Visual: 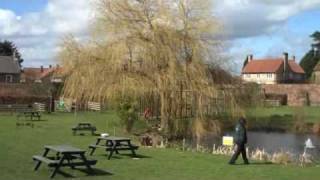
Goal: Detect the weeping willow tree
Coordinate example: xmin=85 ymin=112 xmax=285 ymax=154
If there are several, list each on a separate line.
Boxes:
xmin=59 ymin=0 xmax=240 ymax=137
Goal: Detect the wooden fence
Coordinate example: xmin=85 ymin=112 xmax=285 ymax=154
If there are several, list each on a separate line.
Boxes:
xmin=33 ymin=102 xmax=46 ymax=112
xmin=87 ymin=101 xmax=101 ymax=111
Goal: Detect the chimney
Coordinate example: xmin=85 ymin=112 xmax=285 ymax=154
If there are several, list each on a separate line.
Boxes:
xmin=40 ymin=66 xmax=44 ymax=73
xmin=13 ymin=50 xmax=18 ymax=61
xmin=248 ymin=54 xmax=253 ymax=62
xmin=292 ymin=55 xmax=296 ymax=62
xmin=49 ymin=64 xmax=52 ymax=69
xmin=283 ymin=52 xmax=289 ymax=81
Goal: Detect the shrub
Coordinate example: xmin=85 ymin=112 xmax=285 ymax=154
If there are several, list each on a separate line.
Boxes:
xmin=312 ymin=122 xmax=320 ymax=135
xmin=292 ymin=108 xmax=308 ymax=133
xmin=116 ymin=97 xmax=139 ymax=133
xmin=271 ymin=151 xmax=293 ymax=165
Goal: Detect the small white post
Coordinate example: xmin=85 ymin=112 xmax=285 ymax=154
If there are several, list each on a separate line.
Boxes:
xmin=182 ymin=138 xmax=185 ymax=151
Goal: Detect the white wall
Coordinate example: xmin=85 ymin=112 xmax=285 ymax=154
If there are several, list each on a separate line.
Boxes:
xmin=242 ymin=73 xmax=278 ymax=84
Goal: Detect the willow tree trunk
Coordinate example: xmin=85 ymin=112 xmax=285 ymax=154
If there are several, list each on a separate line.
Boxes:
xmin=160 ymin=90 xmax=170 ymax=135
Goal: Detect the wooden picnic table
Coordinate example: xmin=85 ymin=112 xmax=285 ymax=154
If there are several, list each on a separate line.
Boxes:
xmin=89 ymin=136 xmax=139 ymax=159
xmin=17 ymin=110 xmax=41 ymax=121
xmin=72 ymin=122 xmax=97 ymax=135
xmin=33 ymin=145 xmax=97 ymax=178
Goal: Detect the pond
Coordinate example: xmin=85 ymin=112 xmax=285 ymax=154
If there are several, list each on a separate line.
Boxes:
xmin=196 ymin=131 xmax=320 ymax=155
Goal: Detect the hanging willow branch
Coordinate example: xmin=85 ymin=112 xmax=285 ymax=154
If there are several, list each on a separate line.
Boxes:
xmin=59 ymin=0 xmax=239 ymax=136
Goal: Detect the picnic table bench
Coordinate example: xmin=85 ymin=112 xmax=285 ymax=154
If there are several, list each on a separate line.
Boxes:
xmin=17 ymin=110 xmax=41 ymax=121
xmin=72 ymin=122 xmax=97 ymax=135
xmin=32 ymin=145 xmax=97 ymax=178
xmin=89 ymin=136 xmax=139 ymax=159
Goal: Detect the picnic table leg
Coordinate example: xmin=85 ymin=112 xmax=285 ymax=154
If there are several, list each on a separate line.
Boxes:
xmin=79 ymin=153 xmax=93 ymax=172
xmin=89 ymin=147 xmax=96 ymax=155
xmin=128 ymin=141 xmax=137 ymax=156
xmin=50 ymin=156 xmax=65 ymax=178
xmin=90 ymin=139 xmax=101 ymax=155
xmin=108 ymin=141 xmax=117 ymax=160
xmin=34 ymin=148 xmax=50 ymax=171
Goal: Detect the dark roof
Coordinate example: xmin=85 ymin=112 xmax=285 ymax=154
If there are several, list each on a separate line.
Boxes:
xmin=242 ymin=58 xmax=305 ymax=74
xmin=0 ymin=56 xmax=21 ymax=74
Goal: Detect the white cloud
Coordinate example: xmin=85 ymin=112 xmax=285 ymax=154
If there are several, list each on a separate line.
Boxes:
xmin=216 ymin=0 xmax=320 ymax=38
xmin=0 ymin=9 xmax=21 ymax=36
xmin=0 ymin=0 xmax=319 ymax=69
xmin=0 ymin=0 xmax=96 ymax=67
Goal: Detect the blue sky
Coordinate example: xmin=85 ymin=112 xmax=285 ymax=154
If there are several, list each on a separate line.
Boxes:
xmin=0 ymin=0 xmax=47 ymax=15
xmin=0 ymin=0 xmax=319 ymax=74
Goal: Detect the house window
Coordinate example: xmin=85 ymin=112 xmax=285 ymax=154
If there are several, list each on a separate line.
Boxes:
xmin=5 ymin=75 xmax=13 ymax=83
xmin=267 ymin=74 xmax=273 ymax=78
xmin=257 ymin=74 xmax=260 ymax=78
xmin=246 ymin=74 xmax=251 ymax=78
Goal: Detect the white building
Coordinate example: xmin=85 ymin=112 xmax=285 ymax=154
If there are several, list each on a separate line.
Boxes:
xmin=242 ymin=53 xmax=305 ymax=84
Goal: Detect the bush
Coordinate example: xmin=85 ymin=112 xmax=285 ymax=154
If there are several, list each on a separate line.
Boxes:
xmin=312 ymin=122 xmax=320 ymax=135
xmin=271 ymin=151 xmax=293 ymax=165
xmin=292 ymin=108 xmax=308 ymax=133
xmin=116 ymin=97 xmax=139 ymax=133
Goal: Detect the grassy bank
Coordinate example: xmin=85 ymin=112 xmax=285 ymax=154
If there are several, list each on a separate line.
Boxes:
xmin=246 ymin=106 xmax=320 ymax=123
xmin=0 ymin=111 xmax=320 ymax=180
xmin=244 ymin=106 xmax=320 ymax=132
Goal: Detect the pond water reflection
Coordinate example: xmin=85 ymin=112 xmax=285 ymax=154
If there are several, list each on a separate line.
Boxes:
xmin=198 ymin=131 xmax=320 ymax=155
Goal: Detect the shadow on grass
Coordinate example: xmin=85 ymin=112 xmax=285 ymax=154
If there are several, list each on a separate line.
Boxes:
xmin=229 ymin=162 xmax=273 ymax=166
xmin=57 ymin=168 xmax=113 ymax=178
xmin=122 ymin=154 xmax=152 ymax=159
xmin=99 ymin=153 xmax=152 ymax=159
xmin=249 ymin=162 xmax=273 ymax=165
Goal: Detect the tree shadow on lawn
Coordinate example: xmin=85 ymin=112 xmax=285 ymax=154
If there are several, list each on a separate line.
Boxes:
xmin=249 ymin=162 xmax=273 ymax=165
xmin=56 ymin=168 xmax=113 ymax=178
xmin=99 ymin=153 xmax=152 ymax=159
xmin=229 ymin=162 xmax=273 ymax=166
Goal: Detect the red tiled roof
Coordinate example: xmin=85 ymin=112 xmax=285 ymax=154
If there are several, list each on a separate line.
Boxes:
xmin=288 ymin=61 xmax=305 ymax=74
xmin=242 ymin=58 xmax=305 ymax=74
xmin=21 ymin=67 xmax=55 ymax=80
xmin=242 ymin=59 xmax=283 ymax=73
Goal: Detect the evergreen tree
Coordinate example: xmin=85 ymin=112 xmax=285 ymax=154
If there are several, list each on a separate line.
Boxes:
xmin=300 ymin=50 xmax=320 ymax=79
xmin=300 ymin=31 xmax=320 ymax=79
xmin=0 ymin=40 xmax=24 ymax=66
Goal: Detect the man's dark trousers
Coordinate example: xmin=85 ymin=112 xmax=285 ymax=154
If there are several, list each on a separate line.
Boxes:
xmin=229 ymin=143 xmax=249 ymax=164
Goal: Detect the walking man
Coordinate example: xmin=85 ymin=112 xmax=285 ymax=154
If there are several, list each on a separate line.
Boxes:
xmin=229 ymin=117 xmax=249 ymax=165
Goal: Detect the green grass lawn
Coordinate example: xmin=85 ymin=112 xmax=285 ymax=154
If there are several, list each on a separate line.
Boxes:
xmin=0 ymin=111 xmax=320 ymax=180
xmin=246 ymin=106 xmax=320 ymax=123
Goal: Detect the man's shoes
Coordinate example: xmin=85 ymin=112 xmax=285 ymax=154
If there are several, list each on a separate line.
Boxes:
xmin=244 ymin=161 xmax=250 ymax=165
xmin=228 ymin=162 xmax=235 ymax=165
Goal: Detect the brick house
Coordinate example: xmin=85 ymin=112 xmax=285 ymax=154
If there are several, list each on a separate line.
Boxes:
xmin=20 ymin=65 xmax=64 ymax=83
xmin=242 ymin=53 xmax=305 ymax=84
xmin=0 ymin=56 xmax=21 ymax=83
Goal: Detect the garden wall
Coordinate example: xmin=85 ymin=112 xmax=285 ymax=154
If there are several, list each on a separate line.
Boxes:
xmin=0 ymin=83 xmax=51 ymax=111
xmin=261 ymin=84 xmax=320 ymax=106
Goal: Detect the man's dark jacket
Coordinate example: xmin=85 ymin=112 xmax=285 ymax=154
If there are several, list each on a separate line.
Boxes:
xmin=234 ymin=120 xmax=247 ymax=145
